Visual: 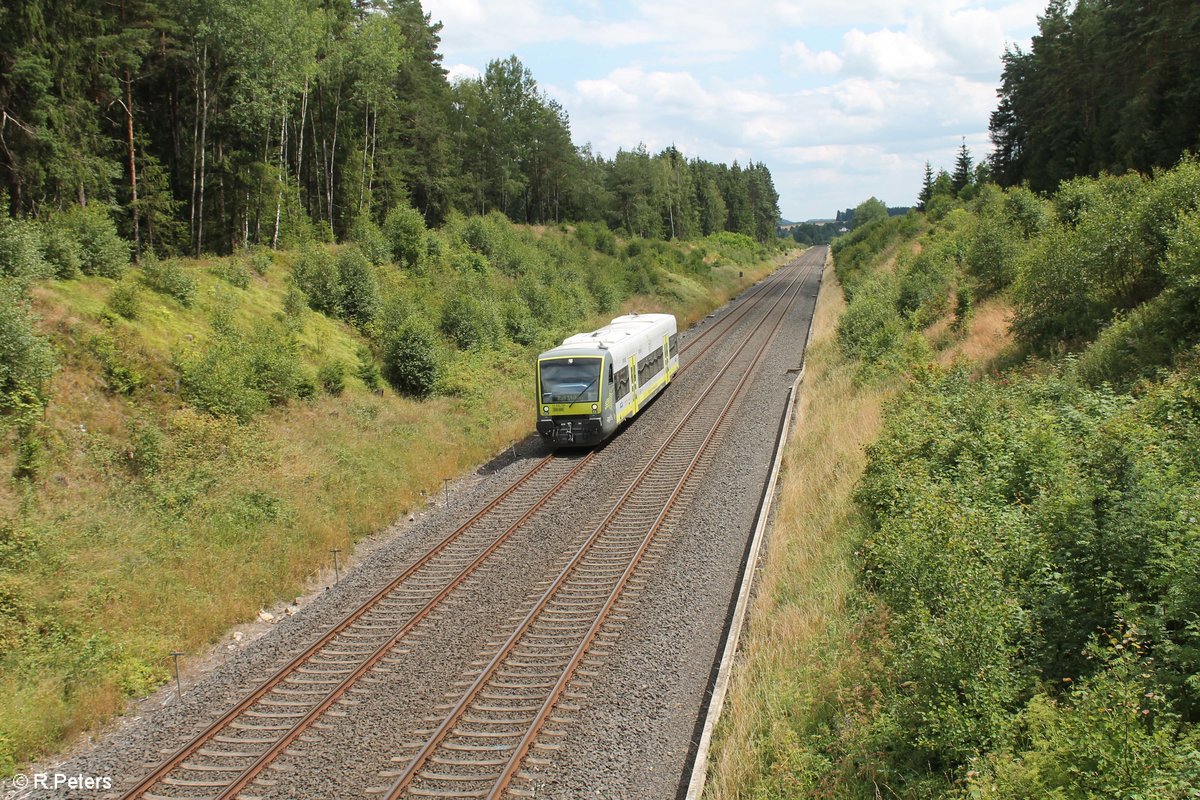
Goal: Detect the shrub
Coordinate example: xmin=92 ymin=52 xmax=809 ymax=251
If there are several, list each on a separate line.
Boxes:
xmin=106 ymin=279 xmax=140 ymax=320
xmin=0 ymin=217 xmax=50 ymax=282
xmin=176 ymin=319 xmax=301 ymax=420
xmin=837 ymin=272 xmax=907 ymax=367
xmin=244 ymin=323 xmax=301 ymax=405
xmin=439 ymin=289 xmax=502 ymax=350
xmin=59 ymin=205 xmax=129 ymax=278
xmin=176 ymin=336 xmax=268 ymax=423
xmin=382 ymin=322 xmax=441 ymax=397
xmin=1003 ymin=185 xmax=1049 ymax=239
xmin=347 ymin=215 xmax=391 ymax=266
xmin=383 ymin=203 xmax=427 ymax=269
xmin=292 ymin=246 xmax=341 ymax=316
xmin=89 ymin=332 xmax=143 ymax=395
xmin=281 ymin=277 xmax=308 ymax=323
xmin=896 ymin=251 xmax=951 ymax=328
xmin=0 ymin=281 xmax=56 ymax=428
xmin=210 ymin=259 xmax=252 ymax=289
xmin=246 ymin=246 xmax=273 ymax=275
xmin=966 ymin=214 xmax=1022 ymax=296
xmin=574 ymin=221 xmax=617 ymax=256
xmin=318 ymin=360 xmax=346 ymax=395
xmin=336 ymin=246 xmax=380 ymax=329
xmin=502 ymin=297 xmax=540 ymax=346
xmin=295 ymin=372 xmax=317 ymax=400
xmin=355 ymin=345 xmax=381 ymax=391
xmin=140 ymin=253 xmax=197 ymax=307
xmin=40 ymin=223 xmax=83 ymax=278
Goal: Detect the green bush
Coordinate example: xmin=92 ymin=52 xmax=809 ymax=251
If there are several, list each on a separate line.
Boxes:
xmin=573 ymin=221 xmax=617 ymax=256
xmin=59 ymin=205 xmax=129 ymax=278
xmin=89 ymin=332 xmax=142 ymax=395
xmin=966 ymin=213 xmax=1022 ymax=296
xmin=318 ymin=360 xmax=346 ymax=396
xmin=210 ymin=259 xmax=252 ymax=289
xmin=896 ymin=250 xmax=951 ymax=328
xmin=837 ymin=272 xmax=907 ymax=368
xmin=281 ymin=277 xmax=308 ymax=323
xmin=440 ymin=288 xmax=503 ymax=350
xmin=1003 ymin=185 xmax=1049 ymax=239
xmin=0 ymin=281 xmax=56 ymax=427
xmin=176 ymin=319 xmax=301 ymax=420
xmin=39 ymin=223 xmax=83 ymax=278
xmin=382 ymin=322 xmax=441 ymax=397
xmin=140 ymin=253 xmax=197 ymax=307
xmin=383 ymin=203 xmax=427 ymax=269
xmin=176 ymin=336 xmax=268 ymax=423
xmin=292 ymin=245 xmax=341 ymax=316
xmin=246 ymin=246 xmax=273 ymax=275
xmin=347 ymin=215 xmax=391 ymax=266
xmin=0 ymin=217 xmax=50 ymax=282
xmin=106 ymin=279 xmax=140 ymax=320
xmin=336 ymin=246 xmax=380 ymax=330
xmin=355 ymin=345 xmax=381 ymax=391
xmin=244 ymin=323 xmax=301 ymax=405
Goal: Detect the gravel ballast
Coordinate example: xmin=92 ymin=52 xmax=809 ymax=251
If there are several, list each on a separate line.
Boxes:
xmin=24 ymin=247 xmax=825 ymax=800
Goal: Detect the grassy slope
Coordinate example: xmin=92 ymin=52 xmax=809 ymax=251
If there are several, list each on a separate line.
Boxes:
xmin=0 ymin=232 xmax=792 ymax=771
xmin=707 ymin=252 xmax=1016 ymax=798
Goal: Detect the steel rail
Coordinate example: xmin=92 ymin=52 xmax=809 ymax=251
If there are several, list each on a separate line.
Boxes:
xmin=119 ymin=255 xmax=810 ymax=800
xmin=382 ymin=253 xmax=816 ymax=799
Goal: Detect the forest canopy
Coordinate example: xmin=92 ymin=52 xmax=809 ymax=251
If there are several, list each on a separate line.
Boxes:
xmin=989 ymin=0 xmax=1200 ymax=191
xmin=0 ymin=0 xmax=780 ymax=255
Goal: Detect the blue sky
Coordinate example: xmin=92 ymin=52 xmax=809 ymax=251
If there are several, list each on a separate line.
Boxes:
xmin=423 ymin=0 xmax=1044 ymax=221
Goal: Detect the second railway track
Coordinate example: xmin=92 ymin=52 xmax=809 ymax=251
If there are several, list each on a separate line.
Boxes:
xmin=113 ymin=248 xmax=825 ymax=800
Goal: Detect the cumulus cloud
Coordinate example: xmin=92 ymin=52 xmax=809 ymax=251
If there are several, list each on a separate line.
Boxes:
xmin=781 ymin=42 xmax=843 ymax=76
xmin=423 ymin=0 xmax=1041 ymax=218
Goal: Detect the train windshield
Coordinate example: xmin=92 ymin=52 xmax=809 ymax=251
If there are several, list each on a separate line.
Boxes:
xmin=540 ymin=358 xmax=601 ymax=404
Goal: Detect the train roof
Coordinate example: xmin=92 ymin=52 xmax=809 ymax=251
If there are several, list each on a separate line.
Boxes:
xmin=540 ymin=313 xmax=675 ymax=359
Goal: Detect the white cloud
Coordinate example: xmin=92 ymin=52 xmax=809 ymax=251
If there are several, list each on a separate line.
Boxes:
xmin=423 ymin=0 xmax=1042 ymax=218
xmin=445 ymin=63 xmax=481 ymax=84
xmin=781 ymin=42 xmax=843 ymax=76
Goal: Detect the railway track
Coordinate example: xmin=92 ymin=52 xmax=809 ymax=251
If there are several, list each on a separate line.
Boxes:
xmin=118 ymin=249 xmax=822 ymax=800
xmin=377 ymin=252 xmax=814 ymax=800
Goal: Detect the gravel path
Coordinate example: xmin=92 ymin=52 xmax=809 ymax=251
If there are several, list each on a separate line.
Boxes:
xmin=19 ymin=247 xmax=825 ymax=800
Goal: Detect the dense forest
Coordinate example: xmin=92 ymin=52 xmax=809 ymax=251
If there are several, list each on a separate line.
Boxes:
xmin=989 ymin=0 xmax=1200 ymax=190
xmin=0 ymin=0 xmax=780 ymax=255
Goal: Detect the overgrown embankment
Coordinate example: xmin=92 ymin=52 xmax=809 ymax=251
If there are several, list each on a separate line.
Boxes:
xmin=0 ymin=205 xmax=788 ymax=772
xmin=710 ymin=158 xmax=1200 ymax=798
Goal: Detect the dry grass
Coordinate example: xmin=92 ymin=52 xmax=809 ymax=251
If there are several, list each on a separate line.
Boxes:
xmin=706 ymin=267 xmax=896 ymax=798
xmin=936 ymin=297 xmax=1016 ymax=373
xmin=706 ymin=257 xmax=1021 ymax=798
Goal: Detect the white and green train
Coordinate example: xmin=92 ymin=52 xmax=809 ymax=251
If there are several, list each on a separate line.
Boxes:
xmin=536 ymin=313 xmax=680 ymax=447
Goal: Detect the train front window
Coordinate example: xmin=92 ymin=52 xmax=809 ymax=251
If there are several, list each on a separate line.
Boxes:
xmin=540 ymin=359 xmax=601 ymax=403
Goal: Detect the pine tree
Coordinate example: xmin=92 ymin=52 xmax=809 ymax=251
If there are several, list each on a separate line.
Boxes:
xmin=953 ymin=139 xmax=973 ymax=196
xmin=918 ymin=161 xmax=934 ymax=211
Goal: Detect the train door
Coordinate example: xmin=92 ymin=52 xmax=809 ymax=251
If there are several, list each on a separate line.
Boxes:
xmin=663 ymin=335 xmax=671 ymax=385
xmin=628 ymin=354 xmax=638 ymax=413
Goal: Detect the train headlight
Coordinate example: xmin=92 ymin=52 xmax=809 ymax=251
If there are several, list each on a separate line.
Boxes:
xmin=592 ymin=404 xmax=598 ymax=412
xmin=543 ymin=406 xmax=549 ymax=414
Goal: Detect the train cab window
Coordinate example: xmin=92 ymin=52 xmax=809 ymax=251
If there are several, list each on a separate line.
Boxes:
xmin=608 ymin=364 xmax=614 ymax=384
xmin=540 ymin=358 xmax=601 ymax=403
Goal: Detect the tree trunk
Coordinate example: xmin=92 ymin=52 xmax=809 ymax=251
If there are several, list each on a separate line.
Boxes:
xmin=273 ymin=101 xmax=286 ymax=249
xmin=196 ymin=42 xmax=209 ymax=257
xmin=124 ymin=72 xmax=139 ymax=258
